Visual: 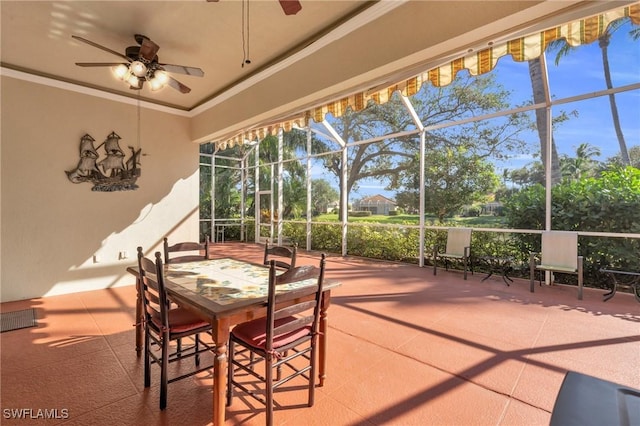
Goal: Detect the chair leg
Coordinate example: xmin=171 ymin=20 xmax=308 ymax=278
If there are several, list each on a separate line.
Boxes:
xmin=529 ymin=253 xmax=536 ymax=293
xmin=226 ymin=340 xmax=235 ymax=406
xmin=463 ymin=247 xmax=470 ymax=280
xmin=265 ymin=353 xmax=274 ymax=426
xmin=308 ymin=341 xmax=318 ymax=407
xmin=274 ymin=350 xmax=289 ymax=381
xmin=433 ymin=247 xmax=438 ymax=275
xmin=577 ymin=256 xmax=584 ymax=300
xmin=144 ymin=326 xmax=151 ymax=388
xmin=463 ymin=257 xmax=468 ymax=280
xmin=195 ymin=334 xmax=200 ymax=367
xmin=160 ymin=333 xmax=169 ymax=410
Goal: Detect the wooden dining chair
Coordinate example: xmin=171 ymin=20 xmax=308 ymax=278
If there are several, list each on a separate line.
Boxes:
xmin=226 ymin=254 xmax=327 ymax=426
xmin=163 ymin=236 xmax=210 ymax=264
xmin=263 ymin=239 xmax=297 ymax=270
xmin=137 ymin=247 xmax=214 ymax=410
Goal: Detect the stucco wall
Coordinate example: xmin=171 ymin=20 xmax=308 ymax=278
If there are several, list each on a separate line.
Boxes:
xmin=0 ymin=77 xmax=199 ymax=302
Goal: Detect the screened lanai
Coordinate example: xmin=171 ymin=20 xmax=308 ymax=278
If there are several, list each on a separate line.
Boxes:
xmin=200 ymin=3 xmax=640 ymax=293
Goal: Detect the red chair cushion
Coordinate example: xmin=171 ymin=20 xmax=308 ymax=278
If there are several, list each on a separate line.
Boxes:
xmin=151 ymin=308 xmax=209 ymax=334
xmin=232 ymin=316 xmax=311 ymax=350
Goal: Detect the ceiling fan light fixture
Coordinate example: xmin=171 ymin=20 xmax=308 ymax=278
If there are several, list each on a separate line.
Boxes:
xmin=73 ymin=34 xmax=203 ymax=95
xmin=130 ymin=60 xmax=147 ymax=77
xmin=127 ymin=74 xmax=142 ymax=89
xmin=149 ymin=71 xmax=169 ymax=91
xmin=112 ymin=64 xmax=129 ymax=80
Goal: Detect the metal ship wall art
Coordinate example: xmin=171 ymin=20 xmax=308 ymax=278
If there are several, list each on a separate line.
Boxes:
xmin=66 ymin=132 xmax=142 ymax=191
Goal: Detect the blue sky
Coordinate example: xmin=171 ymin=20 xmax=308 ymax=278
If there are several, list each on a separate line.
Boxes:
xmin=344 ymin=19 xmax=639 ymax=200
xmin=495 ymin=19 xmax=640 ymax=168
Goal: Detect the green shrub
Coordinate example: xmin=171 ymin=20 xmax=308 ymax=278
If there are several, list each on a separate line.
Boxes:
xmin=349 ymin=210 xmax=372 ymax=217
xmin=462 ymin=206 xmax=481 ymax=217
xmin=346 ymin=225 xmax=421 ymax=262
xmin=504 ymin=167 xmax=640 ymax=287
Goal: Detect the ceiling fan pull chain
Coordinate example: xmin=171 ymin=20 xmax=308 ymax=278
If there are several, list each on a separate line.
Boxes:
xmin=241 ymin=0 xmax=251 ymax=67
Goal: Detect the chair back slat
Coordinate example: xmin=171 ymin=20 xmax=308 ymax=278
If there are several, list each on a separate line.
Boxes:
xmin=163 ymin=237 xmax=210 ymax=264
xmin=264 ymin=240 xmax=297 ymax=270
xmin=541 ymin=231 xmax=578 ymax=270
xmin=265 ymin=255 xmax=326 ymax=352
xmin=138 ymin=247 xmax=170 ymax=330
xmin=274 ymin=301 xmax=316 ymax=320
xmin=445 ymin=228 xmax=472 ymax=256
xmin=273 ymin=315 xmax=314 ymax=336
xmin=144 ymin=288 xmax=162 ymax=310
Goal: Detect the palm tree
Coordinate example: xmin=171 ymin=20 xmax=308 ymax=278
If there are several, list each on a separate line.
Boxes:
xmin=527 ymin=55 xmax=562 ymax=185
xmin=257 ymin=132 xmax=308 ymax=219
xmin=551 ymin=20 xmax=635 ymax=165
xmin=561 ymin=142 xmax=601 ymax=181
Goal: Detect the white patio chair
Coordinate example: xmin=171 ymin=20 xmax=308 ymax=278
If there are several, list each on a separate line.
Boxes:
xmin=529 ymin=231 xmax=584 ymax=300
xmin=433 ymin=228 xmax=473 ymax=280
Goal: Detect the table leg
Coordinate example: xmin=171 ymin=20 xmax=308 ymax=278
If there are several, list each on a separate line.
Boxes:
xmin=603 ymin=273 xmax=617 ymax=302
xmin=501 ymin=262 xmax=513 ymax=286
xmin=212 ymin=320 xmax=230 ymax=426
xmin=481 ymin=270 xmax=494 ymax=282
xmin=135 ymin=276 xmax=143 ymax=357
xmin=502 ymin=271 xmax=513 ymax=286
xmin=318 ymin=291 xmax=331 ymax=387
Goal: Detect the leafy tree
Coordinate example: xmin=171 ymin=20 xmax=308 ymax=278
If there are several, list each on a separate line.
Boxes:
xmin=606 ymin=145 xmax=640 ymax=169
xmin=509 ymin=162 xmax=545 ymax=187
xmin=560 ymin=142 xmax=602 ymax=182
xmin=213 ymin=162 xmax=242 ymax=218
xmin=311 ymin=179 xmax=339 ymax=215
xmin=395 ymin=147 xmax=499 ymax=222
xmin=256 ymin=133 xmax=308 ymax=219
xmin=395 ymin=190 xmax=419 ymax=214
xmin=312 ymin=95 xmax=417 ymax=220
xmin=314 ymin=73 xmax=532 ymax=220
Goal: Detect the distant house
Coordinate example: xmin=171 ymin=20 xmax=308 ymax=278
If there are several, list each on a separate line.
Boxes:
xmin=482 ymin=201 xmax=503 ymax=215
xmin=326 ymin=200 xmax=339 ymax=213
xmin=353 ymin=194 xmax=397 ymax=215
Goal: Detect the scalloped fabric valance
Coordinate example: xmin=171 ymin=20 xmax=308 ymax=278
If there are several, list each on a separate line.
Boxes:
xmin=215 ymin=3 xmax=639 ymax=150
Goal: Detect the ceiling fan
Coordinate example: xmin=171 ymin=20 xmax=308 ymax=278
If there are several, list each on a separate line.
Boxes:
xmin=72 ymin=34 xmax=204 ymax=93
xmin=206 ymin=0 xmax=302 ymax=16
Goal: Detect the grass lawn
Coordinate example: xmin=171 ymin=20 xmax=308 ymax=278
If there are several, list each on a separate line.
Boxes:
xmin=314 ymin=213 xmax=506 ymax=228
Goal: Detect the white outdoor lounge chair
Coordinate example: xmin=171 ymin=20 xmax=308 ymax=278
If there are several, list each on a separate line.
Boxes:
xmin=529 ymin=231 xmax=584 ymax=300
xmin=433 ymin=228 xmax=473 ymax=280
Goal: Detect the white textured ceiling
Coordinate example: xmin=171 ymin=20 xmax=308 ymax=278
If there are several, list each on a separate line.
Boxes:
xmin=1 ymin=0 xmax=372 ymax=110
xmin=2 ymin=1 xmax=632 ymax=142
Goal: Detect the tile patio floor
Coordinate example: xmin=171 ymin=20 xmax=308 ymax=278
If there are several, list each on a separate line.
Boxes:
xmin=1 ymin=242 xmax=638 ymax=425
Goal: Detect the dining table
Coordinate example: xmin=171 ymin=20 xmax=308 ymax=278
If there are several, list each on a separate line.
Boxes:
xmin=126 ymin=256 xmax=340 ymax=425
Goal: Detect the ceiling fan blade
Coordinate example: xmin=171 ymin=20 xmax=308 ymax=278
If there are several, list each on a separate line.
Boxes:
xmin=138 ymin=37 xmax=160 ymax=62
xmin=159 ymin=63 xmax=204 ymax=77
xmin=72 ymin=35 xmax=131 ymax=62
xmin=166 ymin=76 xmax=191 ymax=94
xmin=279 ymin=0 xmax=302 ymax=15
xmin=75 ymin=62 xmax=124 ymax=67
